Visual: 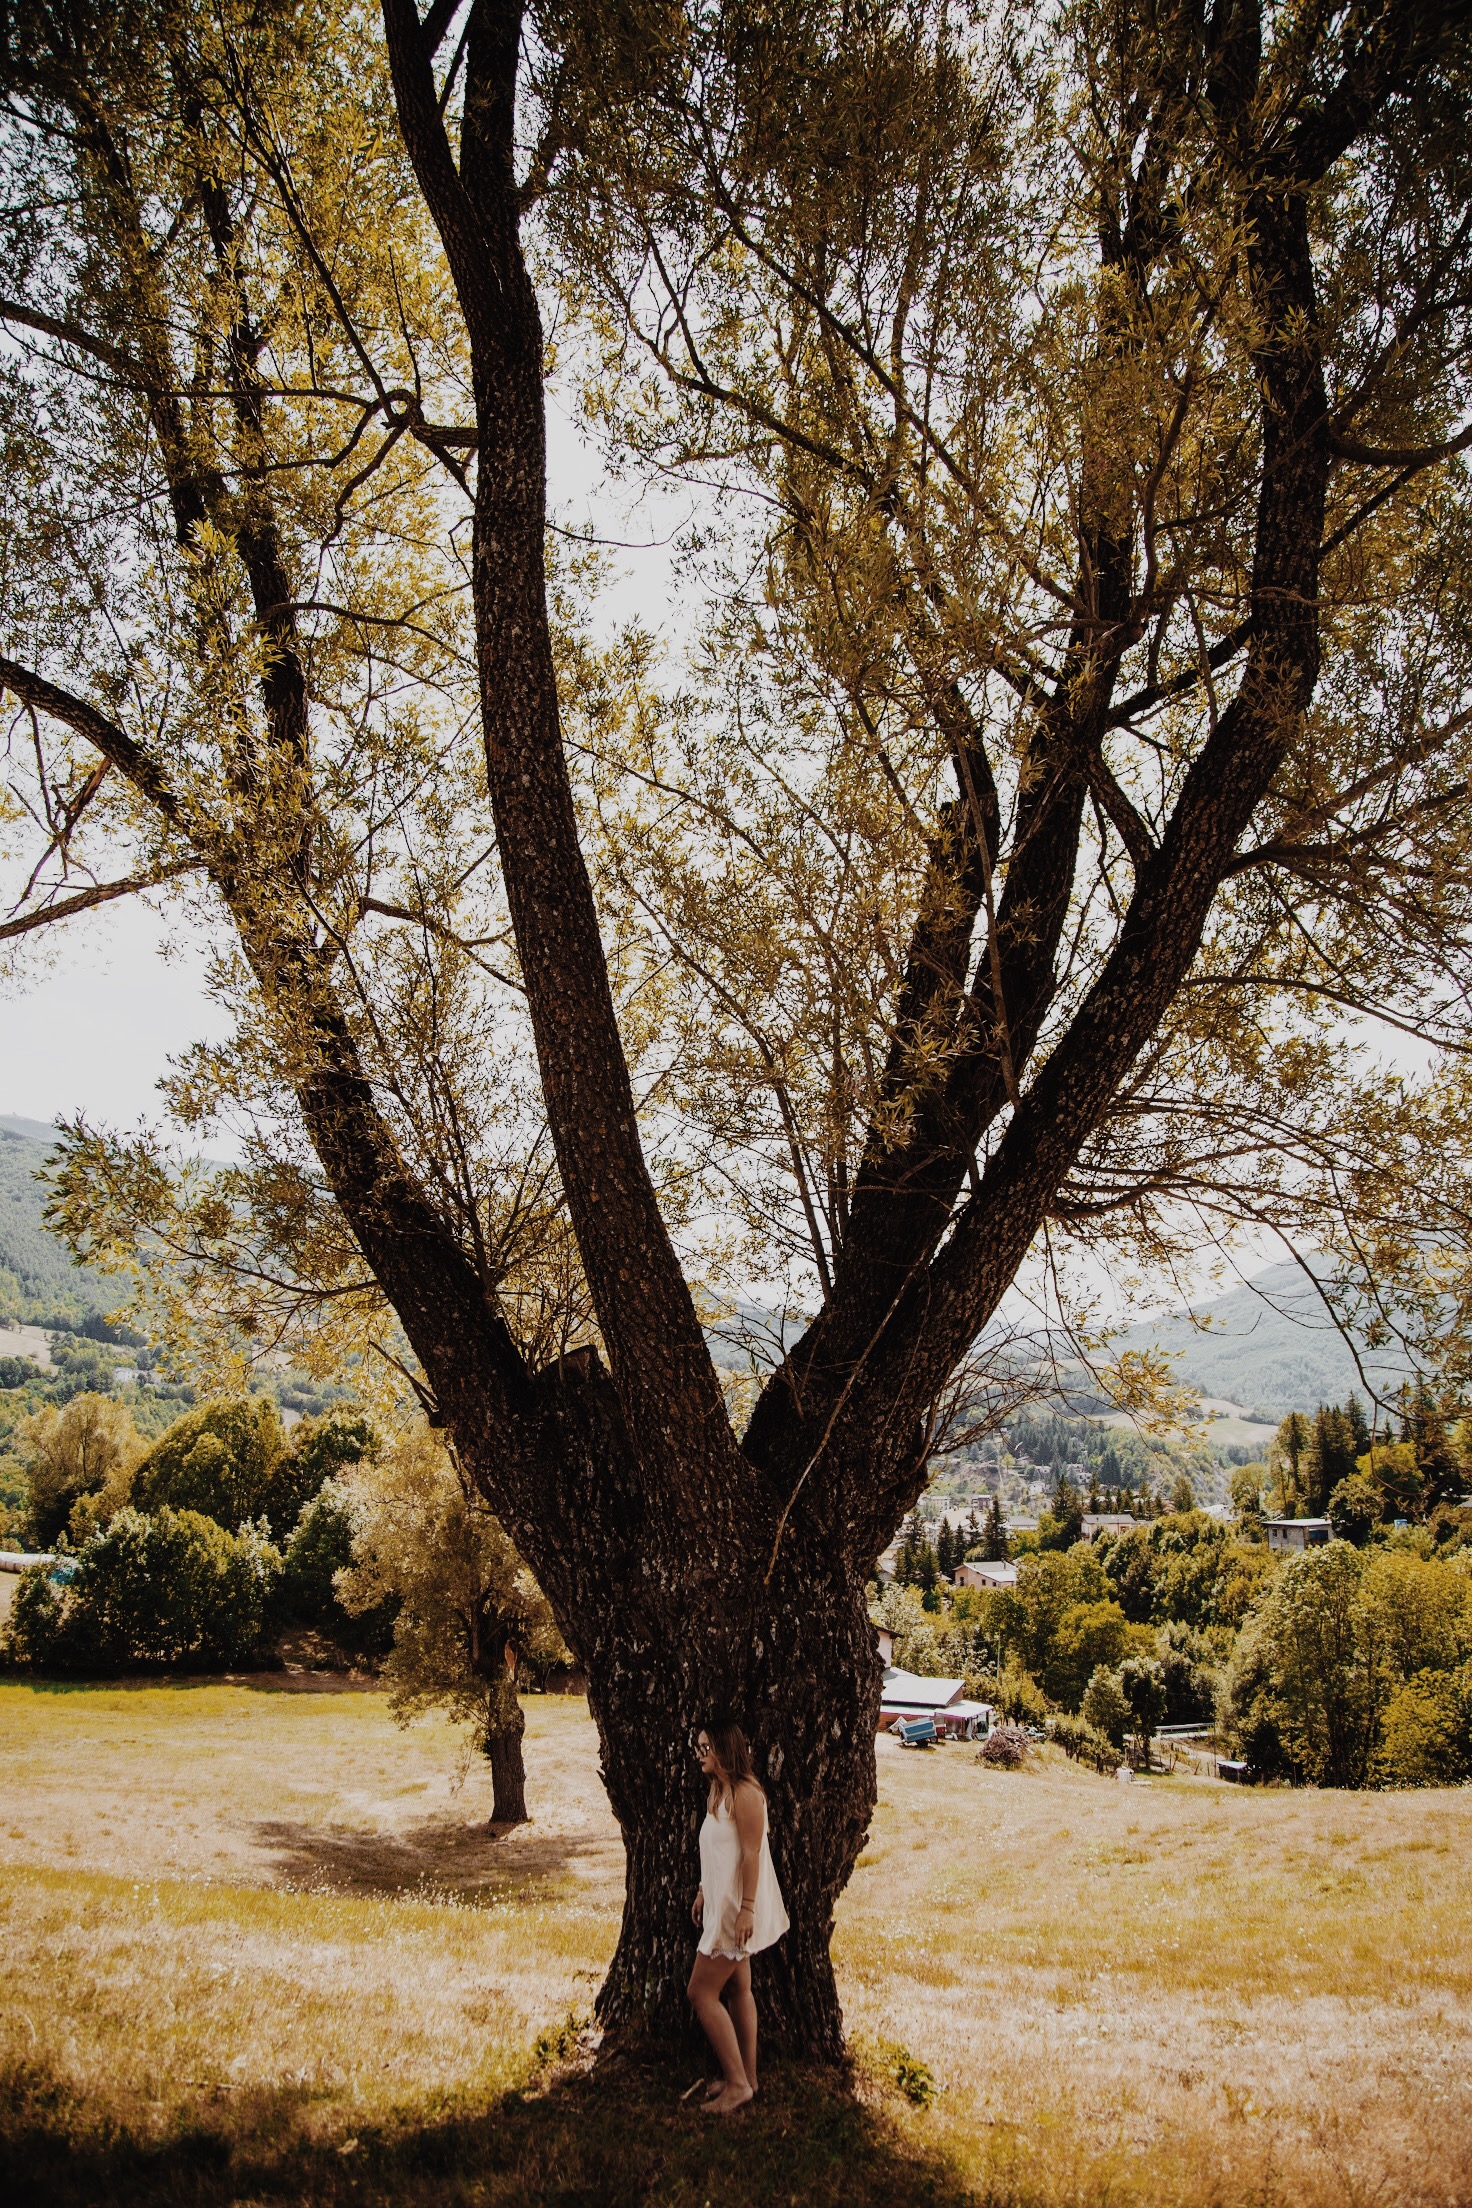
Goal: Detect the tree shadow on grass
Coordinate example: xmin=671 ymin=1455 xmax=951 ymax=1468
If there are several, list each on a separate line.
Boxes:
xmin=252 ymin=1811 xmax=622 ymax=1903
xmin=1 ymin=2048 xmax=979 ymax=2208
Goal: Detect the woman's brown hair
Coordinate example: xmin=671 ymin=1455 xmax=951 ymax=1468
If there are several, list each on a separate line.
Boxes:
xmin=703 ymin=1718 xmax=764 ymax=1798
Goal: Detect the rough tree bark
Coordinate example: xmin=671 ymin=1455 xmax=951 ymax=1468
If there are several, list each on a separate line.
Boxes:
xmin=479 ymin=1633 xmax=528 ymax=1825
xmin=3 ymin=0 xmax=1467 ymax=2058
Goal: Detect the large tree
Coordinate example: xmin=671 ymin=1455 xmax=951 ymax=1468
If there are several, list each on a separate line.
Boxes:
xmin=3 ymin=0 xmax=1472 ymax=2054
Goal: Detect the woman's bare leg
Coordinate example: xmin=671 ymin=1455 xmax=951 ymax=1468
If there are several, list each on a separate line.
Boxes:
xmin=727 ymin=1959 xmax=757 ymax=2092
xmin=703 ymin=1963 xmax=756 ymax=2096
xmin=686 ymin=1955 xmax=755 ymax=2112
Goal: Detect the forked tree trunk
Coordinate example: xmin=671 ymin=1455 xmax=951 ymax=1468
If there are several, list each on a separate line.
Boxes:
xmin=583 ymin=1542 xmax=882 ymax=2055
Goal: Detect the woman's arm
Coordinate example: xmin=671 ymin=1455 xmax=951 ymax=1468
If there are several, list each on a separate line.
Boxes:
xmin=731 ymin=1783 xmax=764 ymax=1947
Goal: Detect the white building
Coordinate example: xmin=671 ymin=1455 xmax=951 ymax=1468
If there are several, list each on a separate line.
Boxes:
xmin=879 ymin=1667 xmax=994 ymax=1739
xmin=1081 ymin=1512 xmax=1136 ymax=1541
xmin=953 ymin=1559 xmax=1018 ymax=1591
xmin=1263 ymin=1517 xmax=1333 ymax=1553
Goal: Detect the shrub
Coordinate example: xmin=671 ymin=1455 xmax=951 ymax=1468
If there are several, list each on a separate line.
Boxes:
xmin=876 ymin=2041 xmax=936 ymax=2108
xmin=5 ymin=1506 xmax=280 ymax=1673
xmin=978 ymin=1724 xmax=1029 ymax=1768
xmin=1048 ymin=1712 xmax=1117 ymax=1772
xmin=992 ymin=1660 xmax=1051 ymax=1726
xmin=275 ymin=1486 xmax=397 ymax=1660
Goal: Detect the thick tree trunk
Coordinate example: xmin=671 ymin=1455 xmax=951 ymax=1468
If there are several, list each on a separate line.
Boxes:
xmin=585 ymin=1543 xmax=882 ymax=2057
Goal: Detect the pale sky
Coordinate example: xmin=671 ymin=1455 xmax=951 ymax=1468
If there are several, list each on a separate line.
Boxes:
xmin=0 ymin=394 xmax=682 ymax=1147
xmin=0 ymin=896 xmax=229 ymax=1140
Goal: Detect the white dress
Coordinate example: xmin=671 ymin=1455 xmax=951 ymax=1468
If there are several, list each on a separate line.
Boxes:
xmin=697 ymin=1786 xmax=789 ymax=1959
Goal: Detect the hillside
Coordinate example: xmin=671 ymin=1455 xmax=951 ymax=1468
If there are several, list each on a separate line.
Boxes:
xmin=1113 ymin=1259 xmax=1414 ymax=1417
xmin=0 ymin=1113 xmax=1421 ymax=1415
xmin=0 ymin=1117 xmax=127 ymax=1327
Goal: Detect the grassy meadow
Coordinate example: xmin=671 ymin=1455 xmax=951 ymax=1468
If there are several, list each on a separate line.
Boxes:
xmin=2 ymin=1682 xmax=1469 ymax=2207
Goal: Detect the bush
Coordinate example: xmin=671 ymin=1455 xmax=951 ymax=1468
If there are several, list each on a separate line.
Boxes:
xmin=275 ymin=1486 xmax=397 ymax=1660
xmin=978 ymin=1724 xmax=1029 ymax=1768
xmin=992 ymin=1660 xmax=1052 ymax=1726
xmin=1048 ymin=1712 xmax=1118 ymax=1772
xmin=5 ymin=1507 xmax=280 ymax=1673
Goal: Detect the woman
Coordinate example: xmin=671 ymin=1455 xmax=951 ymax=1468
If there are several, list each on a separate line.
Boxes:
xmin=688 ymin=1718 xmax=788 ymax=2115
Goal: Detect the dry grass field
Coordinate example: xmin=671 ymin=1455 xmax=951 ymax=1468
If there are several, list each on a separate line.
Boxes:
xmin=2 ymin=1680 xmax=1469 ymax=2207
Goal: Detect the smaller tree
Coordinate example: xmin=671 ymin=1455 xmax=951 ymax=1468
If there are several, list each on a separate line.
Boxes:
xmin=1117 ymin=1656 xmax=1167 ymax=1765
xmin=1358 ymin=1440 xmax=1423 ymax=1523
xmin=1170 ymin=1473 xmax=1196 ymax=1515
xmin=274 ymin=1487 xmax=398 ymax=1663
xmin=1403 ymin=1386 xmax=1461 ymax=1514
xmin=1230 ymin=1462 xmax=1266 ymax=1526
xmin=1328 ymin=1473 xmax=1383 ymax=1546
xmin=1047 ymin=1599 xmax=1133 ymax=1710
xmin=1081 ymin=1666 xmax=1129 ymax=1752
xmin=133 ymin=1398 xmax=292 ymax=1532
xmin=1269 ymin=1414 xmax=1311 ymax=1517
xmin=894 ymin=1510 xmax=940 ymax=1595
xmin=1305 ymin=1406 xmax=1359 ymax=1516
xmin=1039 ymin=1475 xmax=1084 ymax=1551
xmin=975 ymin=1497 xmax=1009 ymax=1562
xmin=19 ymin=1393 xmax=144 ymax=1547
xmin=1225 ymin=1542 xmax=1379 ymax=1785
xmin=133 ymin=1400 xmax=374 ymax=1536
xmin=1373 ymin=1671 xmax=1472 ymax=1787
xmin=1345 ymin=1397 xmax=1373 ymax=1459
xmin=335 ymin=1428 xmax=570 ymax=1825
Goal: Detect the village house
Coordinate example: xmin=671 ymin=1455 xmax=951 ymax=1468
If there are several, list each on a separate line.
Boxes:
xmin=879 ymin=1666 xmax=994 ymax=1740
xmin=1081 ymin=1512 xmax=1136 ymax=1540
xmin=952 ymin=1558 xmax=1018 ymax=1591
xmin=1263 ymin=1517 xmax=1333 ymax=1553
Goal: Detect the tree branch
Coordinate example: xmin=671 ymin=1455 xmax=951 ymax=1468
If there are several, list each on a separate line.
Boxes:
xmin=0 ymin=658 xmax=183 ymax=821
xmin=0 ymin=862 xmax=201 ymax=942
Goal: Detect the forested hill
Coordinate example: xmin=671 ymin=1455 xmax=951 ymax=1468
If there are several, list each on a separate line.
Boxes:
xmin=0 ymin=1111 xmax=1418 ymax=1410
xmin=1113 ymin=1262 xmax=1414 ymax=1418
xmin=0 ymin=1116 xmax=124 ymax=1327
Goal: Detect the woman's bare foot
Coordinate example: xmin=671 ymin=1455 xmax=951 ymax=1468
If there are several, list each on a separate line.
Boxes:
xmin=704 ymin=2080 xmax=755 ymax=2116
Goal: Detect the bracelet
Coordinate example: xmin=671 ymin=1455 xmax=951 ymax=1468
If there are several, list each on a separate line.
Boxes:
xmin=740 ymin=1895 xmax=756 ymax=1907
